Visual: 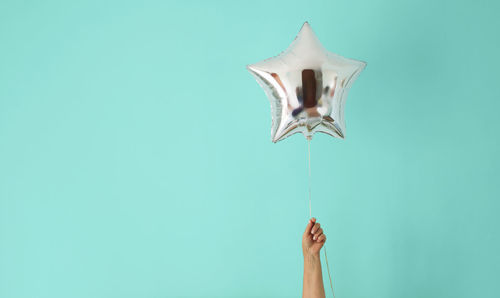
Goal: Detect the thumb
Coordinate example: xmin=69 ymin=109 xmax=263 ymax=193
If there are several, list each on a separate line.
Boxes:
xmin=304 ymin=218 xmax=316 ymax=235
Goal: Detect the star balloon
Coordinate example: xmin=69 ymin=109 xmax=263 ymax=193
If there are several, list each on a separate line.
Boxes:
xmin=247 ymin=22 xmax=366 ymax=143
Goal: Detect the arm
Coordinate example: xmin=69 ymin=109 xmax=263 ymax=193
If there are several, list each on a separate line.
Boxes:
xmin=302 ymin=218 xmax=326 ymax=298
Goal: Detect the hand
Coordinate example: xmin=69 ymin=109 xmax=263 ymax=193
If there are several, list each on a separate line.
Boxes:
xmin=302 ymin=218 xmax=326 ymax=257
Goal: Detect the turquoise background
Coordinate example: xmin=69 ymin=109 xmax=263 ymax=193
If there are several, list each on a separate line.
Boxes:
xmin=1 ymin=0 xmax=499 ymax=297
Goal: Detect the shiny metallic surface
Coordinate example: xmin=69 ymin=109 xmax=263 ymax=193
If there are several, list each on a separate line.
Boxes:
xmin=247 ymin=22 xmax=366 ymax=143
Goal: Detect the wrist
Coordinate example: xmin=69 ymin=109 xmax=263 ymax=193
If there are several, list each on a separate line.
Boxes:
xmin=303 ymin=250 xmax=320 ymax=261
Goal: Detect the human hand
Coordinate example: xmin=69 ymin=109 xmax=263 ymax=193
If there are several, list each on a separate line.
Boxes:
xmin=302 ymin=218 xmax=326 ymax=257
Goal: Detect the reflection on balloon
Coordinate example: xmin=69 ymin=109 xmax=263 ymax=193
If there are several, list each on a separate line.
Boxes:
xmin=247 ymin=22 xmax=366 ymax=143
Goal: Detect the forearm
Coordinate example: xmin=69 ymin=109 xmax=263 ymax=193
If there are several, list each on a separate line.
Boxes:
xmin=302 ymin=253 xmax=325 ymax=298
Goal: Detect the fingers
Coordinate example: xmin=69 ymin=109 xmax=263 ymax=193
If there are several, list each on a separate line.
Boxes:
xmin=304 ymin=217 xmax=316 ymax=235
xmin=312 ymin=227 xmax=322 ymax=240
xmin=311 ymin=222 xmax=321 ymax=234
xmin=305 ymin=218 xmax=326 ymax=243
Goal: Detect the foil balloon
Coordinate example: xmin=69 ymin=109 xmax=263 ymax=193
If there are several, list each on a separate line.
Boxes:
xmin=247 ymin=22 xmax=366 ymax=143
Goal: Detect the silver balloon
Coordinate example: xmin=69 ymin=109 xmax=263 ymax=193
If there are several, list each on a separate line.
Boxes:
xmin=247 ymin=22 xmax=366 ymax=143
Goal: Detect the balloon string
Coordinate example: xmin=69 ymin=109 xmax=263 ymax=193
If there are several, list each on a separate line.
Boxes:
xmin=307 ymin=139 xmax=335 ymax=298
xmin=324 ymin=248 xmax=335 ymax=298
